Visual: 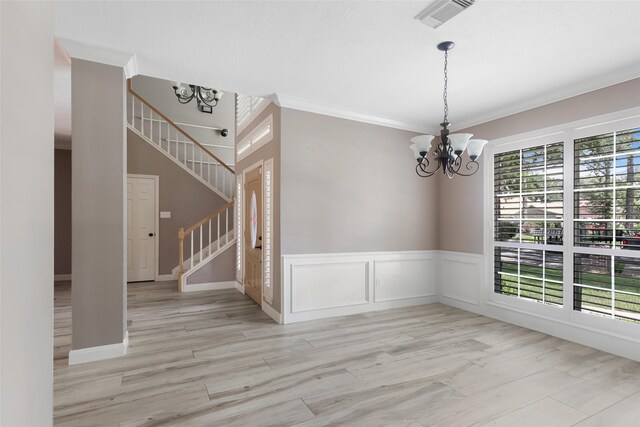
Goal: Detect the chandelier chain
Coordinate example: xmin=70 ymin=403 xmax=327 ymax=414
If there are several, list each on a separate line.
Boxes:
xmin=443 ymin=50 xmax=448 ymax=123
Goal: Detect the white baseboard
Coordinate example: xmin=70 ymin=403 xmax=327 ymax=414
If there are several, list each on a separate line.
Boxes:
xmin=68 ymin=331 xmax=129 ymax=365
xmin=54 ymin=274 xmax=71 ymax=282
xmin=182 ymin=281 xmax=236 ymax=293
xmin=157 ymin=273 xmax=176 ymax=282
xmin=262 ymin=300 xmax=283 ymax=324
xmin=282 ymin=251 xmax=437 ymax=324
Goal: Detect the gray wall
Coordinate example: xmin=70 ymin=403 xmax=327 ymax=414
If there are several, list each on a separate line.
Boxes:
xmin=1 ymin=2 xmax=54 ymax=425
xmin=55 ymin=149 xmax=72 ymax=275
xmin=438 ymin=78 xmax=640 ymax=254
xmin=187 ymin=244 xmax=237 ymax=284
xmin=280 ymin=108 xmax=438 ymax=254
xmin=72 ymin=59 xmax=127 ymax=349
xmin=127 ymin=129 xmax=231 ymax=275
xmin=130 ymin=75 xmax=236 ymax=166
xmin=236 ymin=102 xmax=282 ymax=313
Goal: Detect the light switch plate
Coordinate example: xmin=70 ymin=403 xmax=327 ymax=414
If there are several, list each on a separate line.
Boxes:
xmin=160 ymin=211 xmax=171 ymax=219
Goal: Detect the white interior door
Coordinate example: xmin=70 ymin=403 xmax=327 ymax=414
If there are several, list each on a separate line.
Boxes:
xmin=127 ymin=176 xmax=156 ymax=282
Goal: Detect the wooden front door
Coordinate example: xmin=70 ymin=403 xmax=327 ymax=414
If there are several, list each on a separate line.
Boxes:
xmin=244 ymin=167 xmax=262 ymax=305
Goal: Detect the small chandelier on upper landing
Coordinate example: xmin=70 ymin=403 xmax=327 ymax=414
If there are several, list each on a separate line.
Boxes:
xmin=410 ymin=41 xmax=488 ymax=178
xmin=172 ymin=82 xmax=223 ymax=114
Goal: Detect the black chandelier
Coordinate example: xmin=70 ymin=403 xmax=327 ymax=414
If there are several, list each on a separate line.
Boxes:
xmin=410 ymin=41 xmax=488 ymax=178
xmin=172 ymin=82 xmax=223 ymax=114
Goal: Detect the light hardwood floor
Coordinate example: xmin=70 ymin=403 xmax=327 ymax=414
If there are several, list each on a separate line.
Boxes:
xmin=53 ymin=281 xmax=640 ymax=426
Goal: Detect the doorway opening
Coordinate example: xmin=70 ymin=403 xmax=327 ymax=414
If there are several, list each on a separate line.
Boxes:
xmin=127 ymin=174 xmax=159 ymax=282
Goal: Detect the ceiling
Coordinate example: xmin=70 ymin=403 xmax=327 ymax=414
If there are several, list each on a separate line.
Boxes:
xmin=53 ymin=1 xmax=640 ymax=134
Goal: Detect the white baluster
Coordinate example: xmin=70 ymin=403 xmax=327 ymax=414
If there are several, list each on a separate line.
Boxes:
xmin=190 ymin=230 xmax=194 ymax=269
xmin=225 ymin=209 xmax=229 ymax=245
xmin=208 ymin=218 xmax=212 ymax=255
xmin=217 ymin=215 xmax=220 ymax=251
xmin=199 ymin=225 xmax=203 ymax=263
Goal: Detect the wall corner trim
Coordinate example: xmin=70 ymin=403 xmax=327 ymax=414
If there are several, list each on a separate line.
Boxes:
xmin=57 ymin=38 xmax=138 ymax=78
xmin=68 ymin=331 xmax=129 ymax=365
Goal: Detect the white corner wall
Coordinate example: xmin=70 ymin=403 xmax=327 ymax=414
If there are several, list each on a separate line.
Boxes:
xmin=1 ymin=2 xmax=55 ymax=425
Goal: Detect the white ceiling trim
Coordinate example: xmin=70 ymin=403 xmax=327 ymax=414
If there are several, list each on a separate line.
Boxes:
xmin=274 ymin=93 xmax=439 ymax=135
xmin=451 ymin=63 xmax=640 ymax=132
xmin=57 ymin=38 xmax=139 ymax=78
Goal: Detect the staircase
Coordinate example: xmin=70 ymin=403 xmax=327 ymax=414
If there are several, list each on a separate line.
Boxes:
xmin=127 ymin=82 xmax=235 ymax=201
xmin=127 ymin=81 xmax=237 ymax=291
xmin=176 ymin=201 xmax=235 ymax=291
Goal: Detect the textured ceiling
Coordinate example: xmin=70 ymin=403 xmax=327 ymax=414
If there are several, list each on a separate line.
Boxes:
xmin=53 ymin=1 xmax=640 ymax=133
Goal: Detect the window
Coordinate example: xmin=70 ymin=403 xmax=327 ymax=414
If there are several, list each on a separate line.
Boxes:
xmin=493 ymin=142 xmax=564 ymax=307
xmin=491 ymin=122 xmax=640 ymax=324
xmin=236 ymin=114 xmax=273 ymax=161
xmin=236 ymin=94 xmax=269 ymax=134
xmin=573 ymin=126 xmax=640 ymax=322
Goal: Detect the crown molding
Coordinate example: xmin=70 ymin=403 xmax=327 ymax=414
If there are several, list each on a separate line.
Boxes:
xmin=273 ymin=94 xmax=439 ymax=134
xmin=57 ymin=38 xmax=139 ymax=79
xmin=450 ymin=64 xmax=640 ymax=132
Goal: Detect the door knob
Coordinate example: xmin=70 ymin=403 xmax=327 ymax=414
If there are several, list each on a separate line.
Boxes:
xmin=148 ymin=233 xmax=155 ymax=237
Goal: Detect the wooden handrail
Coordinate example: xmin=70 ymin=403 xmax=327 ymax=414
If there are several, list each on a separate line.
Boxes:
xmin=127 ymin=79 xmax=234 ymax=174
xmin=183 ymin=200 xmax=234 ymax=235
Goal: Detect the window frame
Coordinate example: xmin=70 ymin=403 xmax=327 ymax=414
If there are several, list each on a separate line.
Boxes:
xmin=484 ymin=107 xmax=640 ymax=332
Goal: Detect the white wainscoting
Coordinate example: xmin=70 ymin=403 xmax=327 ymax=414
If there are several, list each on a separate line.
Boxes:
xmin=282 ymin=251 xmax=437 ymax=324
xmin=438 ymin=251 xmax=485 ymax=309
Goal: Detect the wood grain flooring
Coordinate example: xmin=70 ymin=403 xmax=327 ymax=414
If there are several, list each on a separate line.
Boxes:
xmin=53 ymin=281 xmax=640 ymax=426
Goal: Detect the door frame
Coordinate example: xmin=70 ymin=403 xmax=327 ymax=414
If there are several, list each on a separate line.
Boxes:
xmin=240 ymin=159 xmax=264 ymax=301
xmin=127 ymin=174 xmax=160 ymax=282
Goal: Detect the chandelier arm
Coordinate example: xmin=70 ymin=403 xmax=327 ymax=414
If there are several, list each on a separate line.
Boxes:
xmin=196 ymin=86 xmax=219 ymax=107
xmin=450 ymin=159 xmax=480 ymax=177
xmin=177 ymin=95 xmax=194 ymax=104
xmin=415 ymin=157 xmax=441 ymax=177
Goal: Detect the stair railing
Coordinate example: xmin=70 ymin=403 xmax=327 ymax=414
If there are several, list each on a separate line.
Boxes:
xmin=126 ymin=80 xmax=235 ymax=200
xmin=178 ymin=200 xmax=235 ymax=290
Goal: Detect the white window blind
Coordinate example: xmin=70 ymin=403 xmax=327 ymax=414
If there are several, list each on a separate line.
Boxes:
xmin=493 ymin=142 xmax=565 ymax=307
xmin=263 ymin=159 xmax=274 ymax=305
xmin=236 ymin=94 xmax=269 ymax=134
xmin=236 ymin=114 xmax=273 ymax=161
xmin=573 ymin=126 xmax=640 ymax=322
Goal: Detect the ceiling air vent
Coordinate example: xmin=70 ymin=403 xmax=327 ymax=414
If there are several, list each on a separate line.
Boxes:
xmin=415 ymin=0 xmax=475 ymax=29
